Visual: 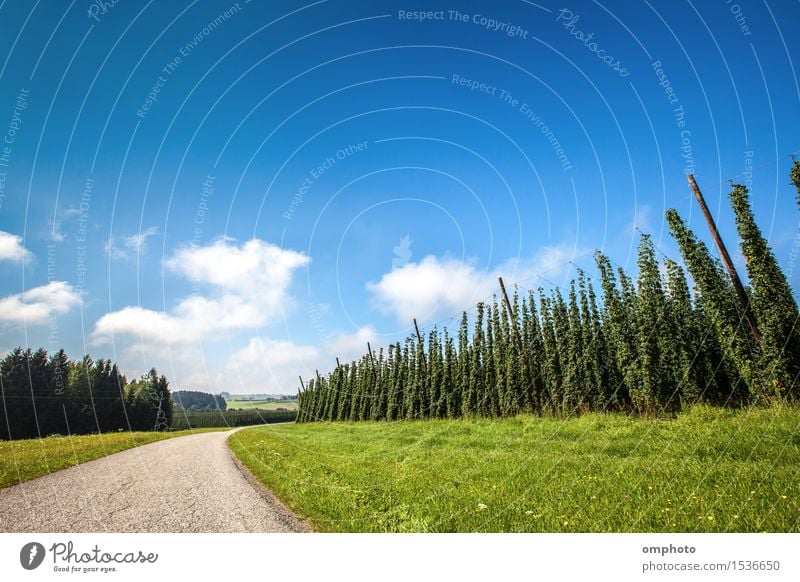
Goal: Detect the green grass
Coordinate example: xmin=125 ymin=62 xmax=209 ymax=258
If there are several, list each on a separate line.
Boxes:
xmin=225 ymin=398 xmax=298 ymax=411
xmin=0 ymin=428 xmax=226 ymax=489
xmin=229 ymin=406 xmax=800 ymax=532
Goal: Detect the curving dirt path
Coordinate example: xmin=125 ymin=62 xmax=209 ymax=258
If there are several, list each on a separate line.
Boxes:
xmin=0 ymin=429 xmax=308 ymax=533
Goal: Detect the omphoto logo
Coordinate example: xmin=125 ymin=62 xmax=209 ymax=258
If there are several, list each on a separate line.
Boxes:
xmin=20 ymin=542 xmax=45 ymax=570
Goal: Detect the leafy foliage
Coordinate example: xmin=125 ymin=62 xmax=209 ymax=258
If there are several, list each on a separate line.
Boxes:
xmin=1 ymin=348 xmax=174 ymax=440
xmin=729 ymin=183 xmax=800 ymax=401
xmin=173 ymin=390 xmax=227 ymax=412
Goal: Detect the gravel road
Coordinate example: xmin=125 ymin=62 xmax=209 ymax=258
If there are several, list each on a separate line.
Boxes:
xmin=0 ymin=429 xmax=309 ymax=533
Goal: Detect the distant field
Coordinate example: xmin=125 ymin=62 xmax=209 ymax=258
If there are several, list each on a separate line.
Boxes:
xmin=229 ymin=406 xmax=800 ymax=533
xmin=0 ymin=428 xmax=226 ymax=489
xmin=225 ymin=398 xmax=297 ymax=411
xmin=171 ymin=408 xmax=296 ymax=429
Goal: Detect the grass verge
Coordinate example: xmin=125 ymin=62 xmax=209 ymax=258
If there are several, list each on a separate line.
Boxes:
xmin=0 ymin=428 xmax=226 ymax=488
xmin=228 ymin=406 xmax=800 ymax=532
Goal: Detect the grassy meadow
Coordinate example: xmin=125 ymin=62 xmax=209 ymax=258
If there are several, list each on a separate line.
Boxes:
xmin=225 ymin=398 xmax=298 ymax=411
xmin=229 ymin=406 xmax=800 ymax=532
xmin=0 ymin=428 xmax=226 ymax=489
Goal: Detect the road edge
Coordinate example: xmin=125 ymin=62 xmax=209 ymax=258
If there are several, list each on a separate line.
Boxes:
xmin=225 ymin=429 xmax=313 ymax=533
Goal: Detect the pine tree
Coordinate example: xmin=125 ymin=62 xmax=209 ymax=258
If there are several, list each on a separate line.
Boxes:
xmin=47 ymin=349 xmax=71 ymax=435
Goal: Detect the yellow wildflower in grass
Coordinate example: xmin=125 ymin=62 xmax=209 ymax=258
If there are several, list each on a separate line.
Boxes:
xmin=707 ymin=515 xmax=714 ymax=521
xmin=476 ymin=503 xmax=487 ymax=511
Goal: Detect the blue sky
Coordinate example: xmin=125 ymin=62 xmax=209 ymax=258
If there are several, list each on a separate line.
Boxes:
xmin=0 ymin=0 xmax=798 ymax=393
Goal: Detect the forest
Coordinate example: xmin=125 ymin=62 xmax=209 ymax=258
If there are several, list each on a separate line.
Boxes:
xmin=0 ymin=350 xmax=173 ymax=440
xmin=297 ymin=164 xmax=800 ymax=422
xmin=172 ymin=390 xmax=227 ymax=412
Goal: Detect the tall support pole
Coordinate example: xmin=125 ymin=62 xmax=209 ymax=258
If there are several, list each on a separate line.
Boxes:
xmin=296 ymin=376 xmax=306 ymax=423
xmin=367 ymin=342 xmax=377 ymax=377
xmin=413 ymin=318 xmax=428 ymax=370
xmin=688 ymin=174 xmax=761 ymax=343
xmin=498 ymin=276 xmax=525 ymax=355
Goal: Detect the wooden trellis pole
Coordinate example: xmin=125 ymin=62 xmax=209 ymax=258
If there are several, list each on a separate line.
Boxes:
xmin=688 ymin=174 xmax=761 ymax=343
xmin=413 ymin=318 xmax=428 ymax=371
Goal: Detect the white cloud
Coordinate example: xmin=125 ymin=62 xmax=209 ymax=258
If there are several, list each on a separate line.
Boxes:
xmin=323 ymin=325 xmax=379 ymax=363
xmin=0 ymin=281 xmax=81 ymax=325
xmin=217 ymin=325 xmax=379 ymax=393
xmin=48 ymin=208 xmax=82 ymax=243
xmin=367 ymin=256 xmax=487 ymax=323
xmin=92 ymin=238 xmax=309 ymax=345
xmin=105 ymin=226 xmax=159 ymax=259
xmin=0 ymin=231 xmax=33 ymax=263
xmin=367 ymin=244 xmax=584 ymax=323
xmin=222 ymin=337 xmax=320 ymax=393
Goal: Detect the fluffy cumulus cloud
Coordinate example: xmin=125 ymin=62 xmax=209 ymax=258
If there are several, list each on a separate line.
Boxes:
xmin=92 ymin=238 xmax=309 ymax=345
xmin=367 ymin=256 xmax=487 ymax=323
xmin=322 ymin=325 xmax=379 ymax=363
xmin=105 ymin=226 xmax=159 ymax=259
xmin=0 ymin=281 xmax=81 ymax=325
xmin=222 ymin=337 xmax=320 ymax=393
xmin=219 ymin=326 xmax=378 ymax=393
xmin=0 ymin=230 xmax=33 ymax=263
xmin=367 ymin=244 xmax=584 ymax=323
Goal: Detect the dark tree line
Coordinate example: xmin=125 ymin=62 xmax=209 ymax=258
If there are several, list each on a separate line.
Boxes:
xmin=1 ymin=348 xmax=173 ymax=440
xmin=298 ymin=165 xmax=800 ymax=422
xmin=172 ymin=390 xmax=227 ymax=412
